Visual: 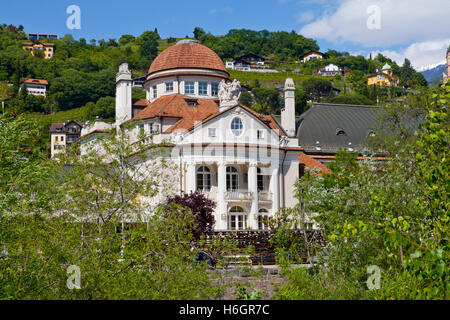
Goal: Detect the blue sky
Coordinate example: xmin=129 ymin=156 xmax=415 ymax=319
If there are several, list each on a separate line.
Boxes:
xmin=2 ymin=0 xmax=449 ymax=70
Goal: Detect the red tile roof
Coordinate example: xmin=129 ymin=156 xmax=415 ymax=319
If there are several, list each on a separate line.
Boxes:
xmin=299 ymin=153 xmax=331 ymax=175
xmin=130 ymin=95 xmax=286 ymax=137
xmin=148 ymin=41 xmax=228 ymax=75
xmin=192 ymin=104 xmax=286 ymax=137
xmin=23 ymin=78 xmax=48 ymax=85
xmin=131 ymin=94 xmax=219 ymax=132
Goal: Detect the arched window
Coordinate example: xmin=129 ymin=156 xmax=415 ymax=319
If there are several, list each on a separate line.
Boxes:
xmin=226 ymin=166 xmax=239 ymax=191
xmin=258 ymin=208 xmax=269 ymax=230
xmin=229 ymin=206 xmax=246 ymax=230
xmin=196 ymin=166 xmax=211 ymax=192
xmin=257 ymin=168 xmax=264 ymax=191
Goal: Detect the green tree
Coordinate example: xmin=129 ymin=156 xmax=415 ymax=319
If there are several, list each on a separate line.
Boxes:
xmin=400 ymin=58 xmax=415 ymax=88
xmin=302 ymin=78 xmax=332 ymax=101
xmin=0 ymin=119 xmax=228 ymax=299
xmin=251 ymin=86 xmax=281 ymax=114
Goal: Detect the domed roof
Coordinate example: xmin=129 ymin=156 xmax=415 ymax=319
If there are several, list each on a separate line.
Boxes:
xmin=147 ymin=39 xmax=228 ymax=75
xmin=382 ymin=63 xmax=392 ymax=70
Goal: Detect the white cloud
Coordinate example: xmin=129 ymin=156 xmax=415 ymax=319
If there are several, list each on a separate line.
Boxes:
xmin=299 ymin=0 xmax=450 ymax=47
xmin=369 ymin=38 xmax=450 ymax=70
xmin=296 ymin=11 xmax=315 ymax=23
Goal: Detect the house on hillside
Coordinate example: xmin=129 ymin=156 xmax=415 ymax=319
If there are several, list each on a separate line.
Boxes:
xmin=20 ymin=78 xmax=49 ymax=97
xmin=23 ymin=42 xmax=55 ymax=59
xmin=317 ymin=64 xmax=344 ymax=77
xmin=49 ymin=120 xmax=83 ymax=159
xmin=226 ymin=53 xmax=278 ymax=73
xmin=301 ymin=50 xmax=323 ymax=63
xmin=367 ymin=64 xmax=399 ymax=87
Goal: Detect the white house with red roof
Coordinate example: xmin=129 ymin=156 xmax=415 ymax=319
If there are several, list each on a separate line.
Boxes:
xmin=20 ymin=78 xmax=48 ymax=97
xmin=80 ymin=39 xmax=327 ymax=231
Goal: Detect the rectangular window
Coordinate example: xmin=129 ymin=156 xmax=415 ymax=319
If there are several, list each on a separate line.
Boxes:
xmin=211 ymin=83 xmax=218 ymax=96
xmin=147 ymin=123 xmax=154 ymax=135
xmin=184 ymin=81 xmax=195 ymax=94
xmin=208 ymin=128 xmax=216 ymax=137
xmin=152 ymin=85 xmax=157 ymax=98
xmin=165 ymin=82 xmax=173 ymax=92
xmin=199 ymin=82 xmax=208 ymax=95
xmin=257 ymin=130 xmax=264 ymax=139
xmin=230 ymin=216 xmax=236 ymax=230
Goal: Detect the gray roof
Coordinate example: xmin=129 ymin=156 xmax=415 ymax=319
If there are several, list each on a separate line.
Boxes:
xmin=295 ymin=103 xmax=380 ymax=153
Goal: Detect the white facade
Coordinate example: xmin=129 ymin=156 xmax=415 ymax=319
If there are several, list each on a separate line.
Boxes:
xmin=81 ymin=41 xmax=307 ymax=231
xmin=21 ymin=83 xmax=47 ymax=97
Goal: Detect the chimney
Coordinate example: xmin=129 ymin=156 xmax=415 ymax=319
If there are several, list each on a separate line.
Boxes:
xmin=115 ymin=63 xmax=132 ymax=125
xmin=281 ymin=78 xmax=296 ymax=137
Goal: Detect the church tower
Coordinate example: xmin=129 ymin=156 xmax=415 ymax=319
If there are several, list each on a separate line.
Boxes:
xmin=115 ymin=63 xmax=133 ymax=125
xmin=281 ymin=78 xmax=296 ymax=137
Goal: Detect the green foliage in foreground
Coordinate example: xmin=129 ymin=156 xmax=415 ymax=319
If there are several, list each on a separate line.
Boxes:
xmin=272 ymin=84 xmax=449 ymax=300
xmin=0 ymin=119 xmax=228 ymax=299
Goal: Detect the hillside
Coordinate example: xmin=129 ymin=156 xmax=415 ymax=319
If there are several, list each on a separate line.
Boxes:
xmin=0 ymin=23 xmax=431 ymax=155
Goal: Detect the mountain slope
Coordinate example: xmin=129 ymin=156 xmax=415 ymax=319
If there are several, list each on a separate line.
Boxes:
xmin=420 ymin=64 xmax=445 ymax=86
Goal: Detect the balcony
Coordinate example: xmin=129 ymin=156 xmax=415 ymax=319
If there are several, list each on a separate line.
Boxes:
xmin=225 ymin=190 xmax=253 ymax=201
xmin=258 ymin=191 xmax=272 ymax=201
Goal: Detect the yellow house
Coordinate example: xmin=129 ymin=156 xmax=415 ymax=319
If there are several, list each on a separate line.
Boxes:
xmin=367 ymin=64 xmax=399 ymax=87
xmin=22 ymin=42 xmax=55 ymax=59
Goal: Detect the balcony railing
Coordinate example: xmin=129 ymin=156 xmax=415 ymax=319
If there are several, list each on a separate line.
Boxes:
xmin=258 ymin=191 xmax=272 ymax=201
xmin=225 ymin=190 xmax=253 ymax=201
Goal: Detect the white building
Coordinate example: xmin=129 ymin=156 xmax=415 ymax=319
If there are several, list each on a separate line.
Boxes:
xmin=301 ymin=51 xmax=323 ymax=63
xmin=317 ymin=64 xmax=343 ymax=77
xmin=80 ymin=39 xmax=330 ymax=231
xmin=20 ymin=78 xmax=48 ymax=97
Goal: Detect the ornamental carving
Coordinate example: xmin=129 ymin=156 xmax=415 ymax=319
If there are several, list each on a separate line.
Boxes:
xmin=218 ymin=79 xmax=241 ymax=107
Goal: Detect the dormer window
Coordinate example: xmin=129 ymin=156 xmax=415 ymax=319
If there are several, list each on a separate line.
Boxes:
xmin=186 ymin=99 xmax=198 ymax=107
xmin=336 ymin=128 xmax=347 ymax=136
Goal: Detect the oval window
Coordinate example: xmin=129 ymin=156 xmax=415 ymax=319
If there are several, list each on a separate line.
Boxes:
xmin=230 ymin=117 xmax=243 ymax=136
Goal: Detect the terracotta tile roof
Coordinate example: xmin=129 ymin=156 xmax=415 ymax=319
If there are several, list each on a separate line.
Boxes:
xmin=132 ymin=98 xmax=151 ymax=108
xmin=131 ymin=94 xmax=219 ymax=132
xmin=299 ymin=153 xmax=331 ymax=175
xmin=192 ymin=104 xmax=287 ymax=137
xmin=148 ymin=41 xmax=228 ymax=75
xmin=23 ymin=78 xmax=48 ymax=85
xmin=130 ymin=96 xmax=286 ymax=137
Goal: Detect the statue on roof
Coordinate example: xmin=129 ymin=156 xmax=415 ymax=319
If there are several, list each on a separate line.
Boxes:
xmin=218 ymin=79 xmax=241 ymax=108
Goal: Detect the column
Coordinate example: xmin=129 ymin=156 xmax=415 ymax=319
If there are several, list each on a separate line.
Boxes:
xmin=217 ymin=160 xmax=227 ymax=230
xmin=186 ymin=161 xmax=196 ymax=193
xmin=271 ymin=165 xmax=280 ymax=215
xmin=248 ymin=161 xmax=258 ymax=230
